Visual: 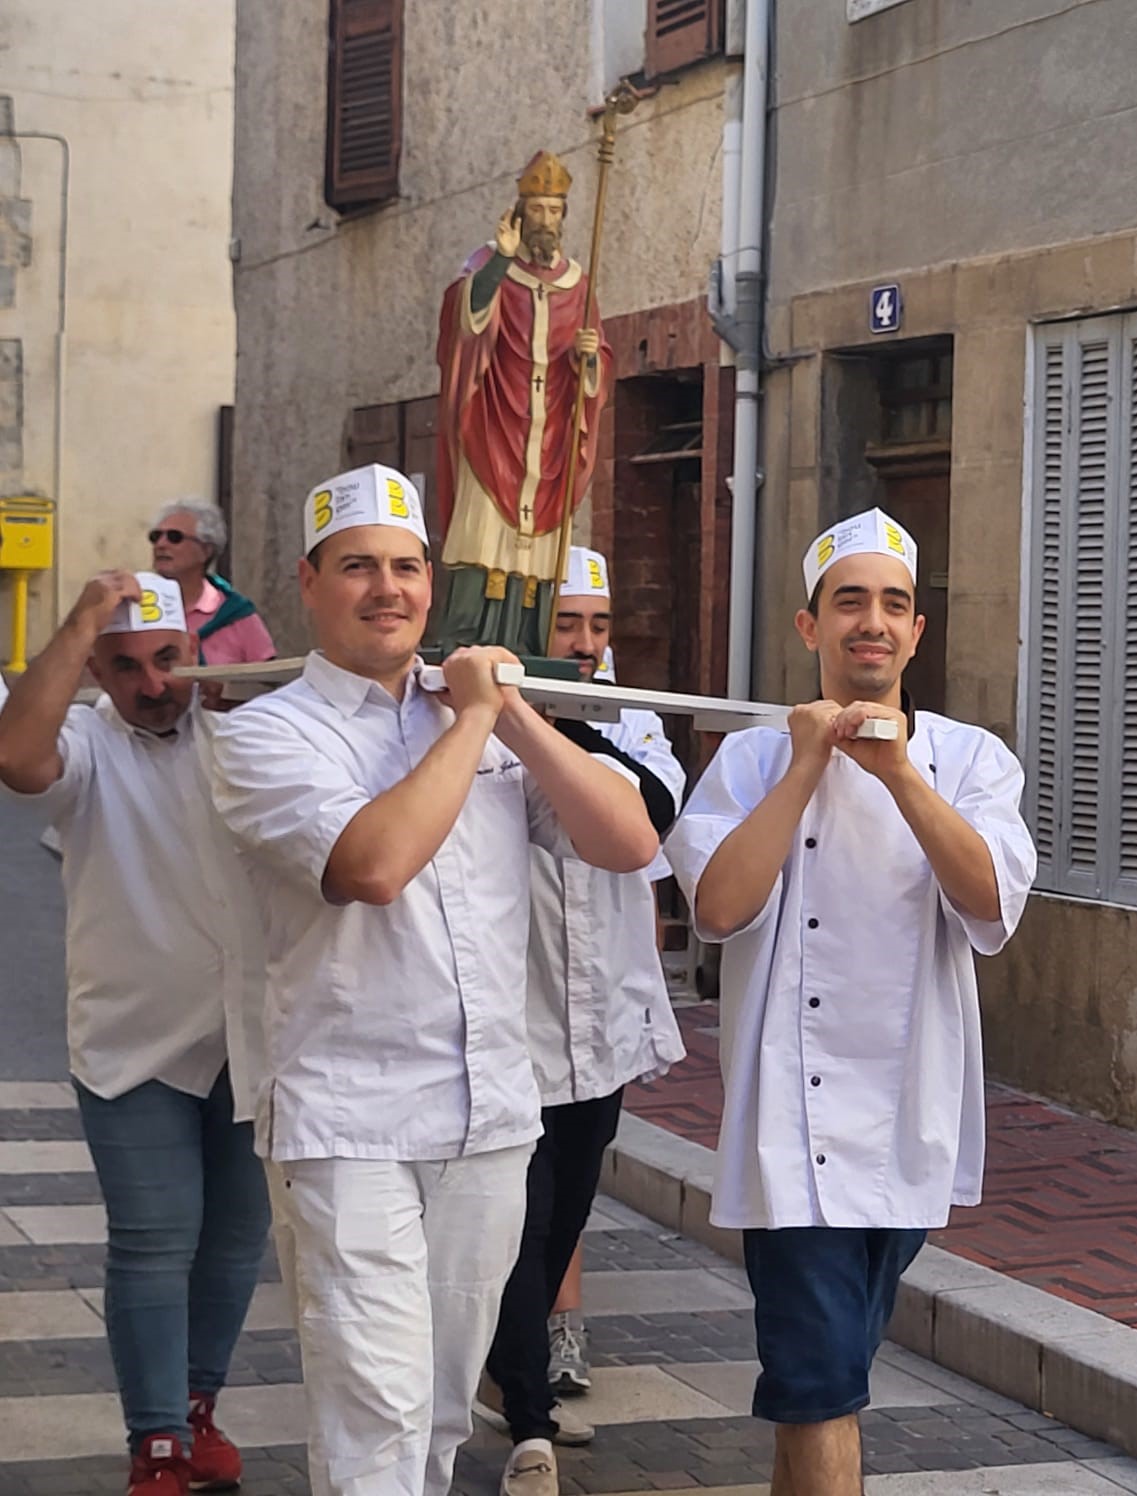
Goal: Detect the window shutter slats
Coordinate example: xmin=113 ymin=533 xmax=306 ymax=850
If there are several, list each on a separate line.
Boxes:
xmin=1066 ymin=339 xmax=1110 ymax=880
xmin=326 ymin=0 xmax=402 ymax=210
xmin=1028 ymin=315 xmax=1137 ymax=905
xmin=1115 ymin=323 xmax=1137 ymax=891
xmin=645 ymin=0 xmax=724 ymax=78
xmin=1030 ymin=339 xmax=1065 ymax=872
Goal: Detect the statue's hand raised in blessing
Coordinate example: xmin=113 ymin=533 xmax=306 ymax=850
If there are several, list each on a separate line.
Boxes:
xmin=496 ymin=208 xmax=522 ymax=259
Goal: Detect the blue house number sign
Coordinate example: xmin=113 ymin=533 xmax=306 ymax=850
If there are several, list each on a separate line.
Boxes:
xmin=870 ymin=284 xmax=903 ymax=335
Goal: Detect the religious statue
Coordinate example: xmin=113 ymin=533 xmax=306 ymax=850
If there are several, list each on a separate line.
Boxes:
xmin=434 ymin=149 xmax=614 ymax=656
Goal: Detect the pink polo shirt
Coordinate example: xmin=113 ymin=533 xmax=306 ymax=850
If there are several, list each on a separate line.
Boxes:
xmin=187 ymin=579 xmax=276 ymax=666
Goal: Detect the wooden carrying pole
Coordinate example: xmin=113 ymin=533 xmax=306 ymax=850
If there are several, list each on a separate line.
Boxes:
xmin=545 ymin=82 xmax=641 ymax=656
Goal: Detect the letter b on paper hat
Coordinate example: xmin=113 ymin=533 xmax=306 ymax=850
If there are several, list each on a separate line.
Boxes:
xmin=802 ymin=507 xmax=917 ymax=598
xmin=304 ymin=464 xmax=428 ymax=556
xmin=100 ymin=572 xmax=187 ymax=635
xmin=561 ymin=546 xmax=610 ymax=599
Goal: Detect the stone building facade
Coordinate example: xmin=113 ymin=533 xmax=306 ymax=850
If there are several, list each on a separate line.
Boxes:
xmin=0 ymin=1 xmax=236 ymax=659
xmin=762 ymin=0 xmax=1137 ymax=1121
xmin=230 ymin=0 xmax=740 ymax=758
xmin=232 ymin=0 xmax=1137 ymax=1120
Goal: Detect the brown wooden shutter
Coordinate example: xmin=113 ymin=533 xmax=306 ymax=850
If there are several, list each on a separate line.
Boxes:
xmin=645 ymin=0 xmax=724 ymax=77
xmin=326 ymin=0 xmax=403 ymax=210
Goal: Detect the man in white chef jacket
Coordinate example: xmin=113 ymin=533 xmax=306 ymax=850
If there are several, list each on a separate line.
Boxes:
xmin=0 ymin=570 xmax=270 ymax=1496
xmin=208 ymin=467 xmax=659 ymax=1496
xmin=485 ymin=548 xmax=686 ymax=1496
xmin=666 ymin=508 xmax=1036 ymax=1496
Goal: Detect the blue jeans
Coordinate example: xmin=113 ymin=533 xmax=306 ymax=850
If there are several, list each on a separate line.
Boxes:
xmin=76 ymin=1067 xmax=271 ymax=1451
xmin=743 ymin=1226 xmax=926 ymax=1423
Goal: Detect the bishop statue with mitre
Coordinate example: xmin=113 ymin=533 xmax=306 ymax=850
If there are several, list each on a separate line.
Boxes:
xmin=435 ymin=149 xmax=613 ymax=656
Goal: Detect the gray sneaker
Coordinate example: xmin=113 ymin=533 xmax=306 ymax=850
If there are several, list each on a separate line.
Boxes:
xmin=548 ymin=1310 xmax=591 ymax=1396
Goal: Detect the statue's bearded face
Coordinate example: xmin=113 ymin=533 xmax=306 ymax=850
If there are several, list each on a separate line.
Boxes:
xmin=521 ymin=195 xmax=566 ymax=267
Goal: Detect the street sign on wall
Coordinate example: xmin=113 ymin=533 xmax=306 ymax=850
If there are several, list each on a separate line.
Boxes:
xmin=870 ymin=284 xmax=903 ymax=335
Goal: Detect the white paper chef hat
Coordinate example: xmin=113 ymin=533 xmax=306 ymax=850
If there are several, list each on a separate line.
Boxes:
xmin=802 ymin=507 xmax=917 ymax=599
xmin=100 ymin=572 xmax=187 ymax=635
xmin=561 ymin=546 xmax=611 ymax=600
xmin=304 ymin=464 xmax=428 ymax=556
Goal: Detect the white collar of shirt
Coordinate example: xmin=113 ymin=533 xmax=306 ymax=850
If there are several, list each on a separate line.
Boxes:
xmin=93 ymin=692 xmax=194 ymax=744
xmin=302 ymin=651 xmax=427 ymax=719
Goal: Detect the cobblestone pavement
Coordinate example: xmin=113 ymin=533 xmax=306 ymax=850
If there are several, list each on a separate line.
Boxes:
xmin=627 ymin=1001 xmax=1137 ymax=1327
xmin=6 ymin=797 xmax=1137 ymax=1492
xmin=3 ymin=1092 xmax=1137 ymax=1494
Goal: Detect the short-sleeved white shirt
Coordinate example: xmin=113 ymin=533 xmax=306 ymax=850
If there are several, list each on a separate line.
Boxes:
xmin=210 ymin=652 xmax=588 ymax=1163
xmin=527 ymin=709 xmax=687 ymax=1106
xmin=666 ymin=713 xmax=1037 ymax=1231
xmin=1 ymin=697 xmax=261 ymax=1114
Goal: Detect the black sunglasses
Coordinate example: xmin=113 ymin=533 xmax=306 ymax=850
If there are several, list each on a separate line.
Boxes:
xmin=148 ymin=528 xmax=202 ymax=545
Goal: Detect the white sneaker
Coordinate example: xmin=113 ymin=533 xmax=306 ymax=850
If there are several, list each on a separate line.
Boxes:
xmin=501 ymin=1440 xmax=558 ymax=1496
xmin=548 ymin=1311 xmax=591 ymax=1396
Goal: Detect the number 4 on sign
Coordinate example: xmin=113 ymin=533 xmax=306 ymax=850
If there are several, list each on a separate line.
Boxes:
xmin=871 ymin=283 xmax=902 ymax=335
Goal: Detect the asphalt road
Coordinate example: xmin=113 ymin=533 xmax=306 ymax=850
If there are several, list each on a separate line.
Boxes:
xmin=0 ymin=796 xmax=68 ymax=1079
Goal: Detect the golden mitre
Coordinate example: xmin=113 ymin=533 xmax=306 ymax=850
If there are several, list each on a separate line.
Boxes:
xmin=517 ymin=150 xmax=572 ymax=199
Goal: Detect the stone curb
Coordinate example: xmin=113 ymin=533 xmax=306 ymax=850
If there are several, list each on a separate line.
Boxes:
xmin=601 ymin=1110 xmax=1137 ymax=1458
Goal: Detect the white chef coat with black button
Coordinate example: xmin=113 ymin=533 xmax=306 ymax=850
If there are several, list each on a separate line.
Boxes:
xmin=527 ymin=709 xmax=687 ymax=1106
xmin=665 ymin=711 xmax=1037 ymax=1231
xmin=209 ymin=651 xmax=633 ymax=1164
xmin=0 ymin=696 xmax=262 ymax=1116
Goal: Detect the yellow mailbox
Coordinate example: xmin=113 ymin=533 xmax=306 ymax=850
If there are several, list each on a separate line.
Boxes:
xmin=0 ymin=496 xmax=56 ymax=673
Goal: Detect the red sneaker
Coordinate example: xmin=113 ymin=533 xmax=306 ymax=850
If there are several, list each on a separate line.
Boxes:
xmin=127 ymin=1434 xmax=190 ymax=1494
xmin=187 ymin=1394 xmax=242 ymax=1491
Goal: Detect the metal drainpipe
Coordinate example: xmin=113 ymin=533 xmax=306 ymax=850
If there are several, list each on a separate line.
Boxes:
xmin=726 ymin=0 xmax=770 ymax=698
xmin=4 ymin=129 xmax=70 ymax=627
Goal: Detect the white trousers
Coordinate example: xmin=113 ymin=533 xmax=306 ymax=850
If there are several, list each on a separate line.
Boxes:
xmin=269 ymin=1146 xmax=532 ymax=1496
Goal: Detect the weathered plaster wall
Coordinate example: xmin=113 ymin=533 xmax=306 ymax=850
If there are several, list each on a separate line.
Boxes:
xmin=231 ymin=0 xmax=727 ymax=648
xmin=0 ymin=2 xmax=235 ymax=656
xmin=759 ymin=224 xmax=1137 ymax=1121
xmin=770 ymin=0 xmax=1137 ymax=306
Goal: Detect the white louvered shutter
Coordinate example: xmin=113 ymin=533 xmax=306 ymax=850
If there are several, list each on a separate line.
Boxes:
xmin=1029 ymin=315 xmax=1132 ymax=903
xmin=1028 ymin=335 xmax=1065 ymax=879
xmin=1111 ymin=315 xmax=1137 ymax=900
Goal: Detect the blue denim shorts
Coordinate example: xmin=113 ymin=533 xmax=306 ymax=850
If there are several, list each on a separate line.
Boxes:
xmin=742 ymin=1225 xmax=926 ymax=1424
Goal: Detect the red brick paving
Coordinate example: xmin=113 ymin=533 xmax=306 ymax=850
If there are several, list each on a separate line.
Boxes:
xmin=624 ymin=1002 xmax=1137 ymax=1327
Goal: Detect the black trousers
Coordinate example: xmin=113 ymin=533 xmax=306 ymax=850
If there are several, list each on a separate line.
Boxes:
xmin=487 ymin=1088 xmax=624 ymax=1442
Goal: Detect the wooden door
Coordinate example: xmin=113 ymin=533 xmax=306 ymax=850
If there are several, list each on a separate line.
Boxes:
xmin=879 ymin=469 xmax=950 ymax=716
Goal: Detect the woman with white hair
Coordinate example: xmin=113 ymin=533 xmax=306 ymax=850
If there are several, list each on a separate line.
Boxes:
xmin=149 ymin=501 xmax=275 ymax=665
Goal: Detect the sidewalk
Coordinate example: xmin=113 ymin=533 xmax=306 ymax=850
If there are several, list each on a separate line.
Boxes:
xmin=3 ymin=1081 xmax=1137 ymax=1494
xmin=625 ymin=1003 xmax=1137 ymax=1325
xmin=610 ymin=1001 xmax=1137 ymax=1462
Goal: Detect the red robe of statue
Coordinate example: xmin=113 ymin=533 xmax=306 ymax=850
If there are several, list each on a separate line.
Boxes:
xmin=436 ymin=243 xmax=613 ymax=583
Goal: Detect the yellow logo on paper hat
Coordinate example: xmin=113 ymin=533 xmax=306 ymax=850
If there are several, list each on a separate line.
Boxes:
xmin=561 ymin=545 xmax=611 ymax=600
xmin=303 ymin=464 xmax=427 ymax=556
xmin=801 ymin=507 xmax=917 ymax=598
xmin=312 ymin=489 xmax=334 ymax=533
xmin=99 ymin=571 xmax=187 ymax=636
xmin=386 ymin=477 xmax=409 ymax=519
